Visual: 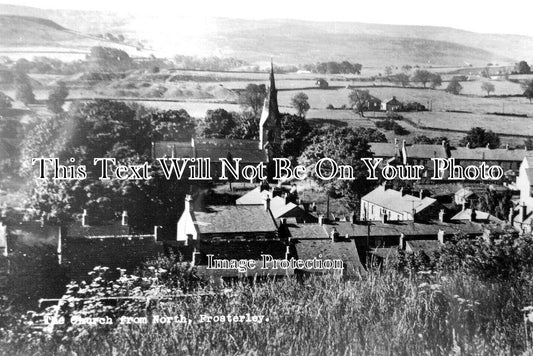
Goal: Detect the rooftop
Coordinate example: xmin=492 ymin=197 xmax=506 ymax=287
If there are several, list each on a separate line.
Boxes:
xmin=361 ymin=185 xmax=437 ymax=215
xmin=193 ymin=205 xmax=278 ymax=234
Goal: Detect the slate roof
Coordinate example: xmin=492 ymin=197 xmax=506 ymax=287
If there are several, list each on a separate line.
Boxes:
xmin=451 ymin=209 xmax=502 ymax=223
xmin=361 ymin=185 xmax=437 ymax=215
xmin=153 ymin=138 xmax=265 ymax=162
xmin=294 ymin=239 xmax=366 ymax=277
xmin=286 ymin=223 xmax=329 ymax=239
xmin=322 ymin=219 xmax=484 ymax=238
xmin=370 ymin=142 xmax=528 ymax=162
xmin=235 ymin=187 xmax=271 ymax=205
xmin=193 ymin=205 xmax=277 ymax=234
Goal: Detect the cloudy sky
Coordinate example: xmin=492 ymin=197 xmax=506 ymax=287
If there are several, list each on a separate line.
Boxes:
xmin=2 ymin=0 xmax=532 ymax=36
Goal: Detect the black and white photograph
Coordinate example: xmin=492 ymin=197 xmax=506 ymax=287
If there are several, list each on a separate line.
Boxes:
xmin=1 ymin=0 xmax=533 ymax=354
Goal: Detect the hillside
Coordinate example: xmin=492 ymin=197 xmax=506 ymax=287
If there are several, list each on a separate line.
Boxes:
xmin=1 ymin=4 xmax=532 ymax=66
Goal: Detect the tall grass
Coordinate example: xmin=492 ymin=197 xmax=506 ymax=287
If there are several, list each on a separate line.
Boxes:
xmin=2 ymin=264 xmax=532 ymax=355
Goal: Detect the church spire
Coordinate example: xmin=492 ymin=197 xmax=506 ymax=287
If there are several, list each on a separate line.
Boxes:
xmin=259 ymin=58 xmax=281 ymax=152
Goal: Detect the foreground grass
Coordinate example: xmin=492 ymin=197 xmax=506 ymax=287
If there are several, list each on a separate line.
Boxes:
xmin=2 ymin=266 xmax=533 ymax=356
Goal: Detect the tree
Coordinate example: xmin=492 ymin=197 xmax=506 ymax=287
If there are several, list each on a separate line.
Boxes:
xmin=429 ymin=73 xmax=442 ymax=89
xmin=391 ymin=73 xmax=410 ymax=87
xmin=197 ymin=109 xmax=237 ymax=138
xmin=299 ymin=127 xmax=374 ymax=210
xmin=291 ymin=92 xmax=310 ymax=118
xmin=14 ymin=71 xmax=35 ymax=105
xmin=477 ymin=189 xmax=512 ymax=220
xmin=411 ymin=70 xmax=433 ymax=88
xmin=280 ymin=113 xmax=311 ymax=160
xmin=459 ymin=127 xmax=500 ymax=148
xmin=238 ymin=84 xmax=266 ymax=117
xmin=316 ymin=78 xmax=329 ymax=89
xmin=348 ymin=89 xmax=372 ymax=117
xmin=445 ymin=79 xmax=463 ymax=95
xmin=0 ymin=92 xmax=12 ymax=109
xmin=523 ymin=80 xmax=533 ymax=103
xmin=481 ymin=82 xmax=495 ymax=96
xmin=384 ymin=66 xmax=393 ymax=76
xmin=401 ymin=65 xmax=412 ymax=72
xmin=47 ymin=81 xmax=69 ymax=113
xmin=413 ymin=135 xmax=449 ymax=144
xmin=516 ymin=61 xmax=531 ymax=74
xmin=228 ymin=111 xmax=259 ymax=140
xmin=145 ymin=109 xmax=196 ymax=141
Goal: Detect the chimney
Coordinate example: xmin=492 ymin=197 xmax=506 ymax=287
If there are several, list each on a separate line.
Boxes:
xmin=462 ymin=202 xmax=466 ymax=211
xmin=399 ymin=187 xmax=404 ymax=196
xmin=121 ymin=211 xmax=129 ymax=226
xmin=439 ymin=209 xmax=445 ymax=223
xmin=521 ymin=203 xmax=527 ymax=222
xmin=350 ymin=212 xmax=356 ymax=224
xmin=192 ymin=249 xmax=201 ymax=266
xmin=419 ymin=190 xmax=424 ymax=199
xmin=285 ymin=245 xmax=291 ymax=260
xmin=318 ymin=214 xmax=324 ymax=226
xmin=154 ymin=225 xmax=160 ymax=241
xmin=470 ymin=207 xmax=477 ymax=222
xmin=399 ymin=233 xmax=405 ymax=250
xmin=303 ymin=202 xmax=310 ymax=212
xmin=466 ymin=142 xmax=471 ymax=149
xmin=486 ymin=143 xmax=490 ymax=149
xmin=330 ymin=228 xmax=340 ymax=242
xmin=438 ymin=229 xmax=445 ymax=244
xmin=264 ymin=197 xmax=271 ymax=211
xmin=185 ymin=194 xmax=193 ymax=213
xmin=284 ymin=192 xmax=289 ymax=205
xmin=280 ymin=218 xmax=287 ymax=226
xmin=411 ymin=207 xmax=417 ymax=222
xmin=381 ymin=213 xmax=388 ymax=224
xmin=508 ymin=208 xmax=514 ymax=224
xmin=505 ymin=144 xmax=509 ymax=150
xmin=311 ymin=202 xmax=317 ymax=212
xmin=82 ymin=209 xmax=88 ymax=226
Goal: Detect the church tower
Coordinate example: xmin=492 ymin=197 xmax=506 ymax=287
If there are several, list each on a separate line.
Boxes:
xmin=259 ymin=60 xmax=282 ymax=154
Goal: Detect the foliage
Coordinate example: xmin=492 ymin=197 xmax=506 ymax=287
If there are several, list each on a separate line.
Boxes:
xmin=310 ymin=61 xmax=362 ymax=74
xmin=459 ymin=127 xmax=500 ymax=148
xmin=413 ymin=135 xmax=449 ymax=145
xmin=316 ymin=78 xmax=329 ymax=88
xmin=411 ymin=70 xmax=434 ymax=88
xmin=476 ymin=189 xmax=512 ymax=219
xmin=523 ymin=80 xmax=533 ymax=103
xmin=516 ymin=61 xmax=531 ymax=74
xmin=291 ymin=92 xmax=310 ymax=118
xmin=280 ymin=114 xmax=311 ymax=160
xmin=348 ymin=89 xmax=373 ymax=117
xmin=299 ymin=127 xmax=374 ymax=210
xmin=445 ymin=79 xmax=463 ymax=95
xmin=227 ymin=111 xmax=259 ymax=140
xmin=375 ymin=119 xmax=409 ymax=135
xmin=143 ymin=109 xmax=195 ymax=141
xmin=47 ymin=81 xmax=69 ymax=113
xmin=173 ymin=55 xmax=248 ymax=71
xmin=429 ymin=73 xmax=442 ymax=89
xmin=14 ymin=71 xmax=35 ymax=105
xmin=197 ymin=109 xmax=237 ymax=138
xmin=481 ymin=82 xmax=495 ymax=96
xmin=238 ymin=84 xmax=266 ymax=118
xmin=0 ymin=91 xmax=12 ymax=109
xmin=390 ymin=73 xmax=410 ymax=87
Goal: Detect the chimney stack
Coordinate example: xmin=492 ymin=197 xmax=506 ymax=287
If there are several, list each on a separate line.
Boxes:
xmin=486 ymin=143 xmax=490 ymax=149
xmin=466 ymin=142 xmax=471 ymax=149
xmin=350 ymin=212 xmax=356 ymax=224
xmin=185 ymin=194 xmax=193 ymax=213
xmin=381 ymin=213 xmax=388 ymax=224
xmin=439 ymin=209 xmax=445 ymax=223
xmin=521 ymin=203 xmax=527 ymax=222
xmin=121 ymin=211 xmax=129 ymax=226
xmin=411 ymin=207 xmax=417 ymax=222
xmin=470 ymin=207 xmax=477 ymax=222
xmin=508 ymin=207 xmax=514 ymax=224
xmin=330 ymin=228 xmax=340 ymax=242
xmin=264 ymin=197 xmax=271 ymax=211
xmin=419 ymin=190 xmax=424 ymax=199
xmin=438 ymin=229 xmax=445 ymax=244
xmin=191 ymin=138 xmax=196 ymax=157
xmin=82 ymin=209 xmax=88 ymax=226
xmin=154 ymin=225 xmax=160 ymax=241
xmin=318 ymin=214 xmax=324 ymax=226
xmin=399 ymin=233 xmax=405 ymax=250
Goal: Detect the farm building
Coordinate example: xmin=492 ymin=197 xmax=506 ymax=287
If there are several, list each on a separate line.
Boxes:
xmin=381 ymin=96 xmax=402 ymax=111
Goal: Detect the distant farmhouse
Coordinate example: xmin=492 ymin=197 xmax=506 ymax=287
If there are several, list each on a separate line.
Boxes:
xmin=380 ymin=96 xmax=402 ymax=111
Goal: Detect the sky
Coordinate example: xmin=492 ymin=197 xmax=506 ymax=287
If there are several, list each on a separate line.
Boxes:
xmin=2 ymin=0 xmax=533 ymax=36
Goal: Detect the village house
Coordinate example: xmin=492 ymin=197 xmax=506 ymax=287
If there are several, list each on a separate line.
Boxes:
xmin=57 ymin=210 xmax=164 ymax=281
xmin=370 ymin=139 xmax=528 ymax=174
xmin=360 ymin=184 xmax=438 ymax=222
xmin=381 ymin=96 xmax=402 ymax=111
xmin=509 ymin=154 xmax=533 ymax=233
